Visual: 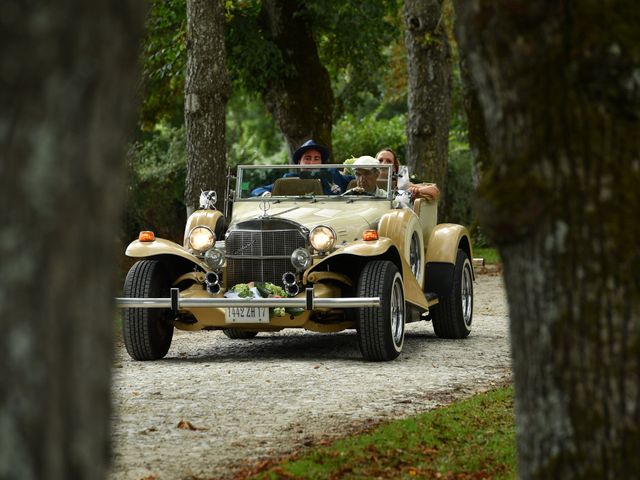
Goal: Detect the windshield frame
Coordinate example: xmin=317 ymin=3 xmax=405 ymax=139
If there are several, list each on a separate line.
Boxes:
xmin=234 ymin=164 xmax=394 ymax=201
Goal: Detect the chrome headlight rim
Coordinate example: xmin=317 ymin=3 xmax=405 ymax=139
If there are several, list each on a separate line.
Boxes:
xmin=309 ymin=225 xmax=337 ymax=253
xmin=188 ymin=226 xmax=215 ymax=253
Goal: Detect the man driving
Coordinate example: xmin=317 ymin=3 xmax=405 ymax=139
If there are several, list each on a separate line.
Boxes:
xmin=346 ymin=156 xmax=387 ymax=197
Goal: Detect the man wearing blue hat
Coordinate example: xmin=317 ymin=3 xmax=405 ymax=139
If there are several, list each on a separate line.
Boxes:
xmin=251 ymin=139 xmax=352 ymax=196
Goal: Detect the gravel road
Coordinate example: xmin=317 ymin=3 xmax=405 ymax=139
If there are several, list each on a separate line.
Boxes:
xmin=109 ymin=271 xmax=511 ymax=480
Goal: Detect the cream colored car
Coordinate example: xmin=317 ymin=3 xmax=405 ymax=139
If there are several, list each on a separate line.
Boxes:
xmin=117 ymin=164 xmax=474 ymax=361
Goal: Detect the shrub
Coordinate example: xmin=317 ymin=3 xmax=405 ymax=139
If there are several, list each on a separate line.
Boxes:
xmin=332 ymin=111 xmax=407 ymax=163
xmin=443 ymin=130 xmax=474 ymax=226
xmin=123 ymin=124 xmax=187 ymax=243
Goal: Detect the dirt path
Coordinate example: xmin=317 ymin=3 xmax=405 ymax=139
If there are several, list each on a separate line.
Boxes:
xmin=109 ymin=272 xmax=510 ymax=479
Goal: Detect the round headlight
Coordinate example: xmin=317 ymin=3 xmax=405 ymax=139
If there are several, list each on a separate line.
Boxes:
xmin=188 ymin=226 xmax=215 ymax=253
xmin=309 ymin=225 xmax=336 ymax=253
xmin=290 ymin=247 xmax=312 ymax=271
xmin=204 ymin=248 xmax=225 ymax=269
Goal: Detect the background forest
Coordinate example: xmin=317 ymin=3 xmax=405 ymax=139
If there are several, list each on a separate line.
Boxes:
xmin=124 ymin=0 xmax=478 ymax=245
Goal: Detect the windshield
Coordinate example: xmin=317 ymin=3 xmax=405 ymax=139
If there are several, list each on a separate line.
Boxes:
xmin=235 ymin=164 xmax=394 ymax=200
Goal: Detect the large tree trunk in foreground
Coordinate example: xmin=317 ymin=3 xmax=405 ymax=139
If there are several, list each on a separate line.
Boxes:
xmin=185 ymin=0 xmax=229 ymax=214
xmin=404 ymin=0 xmax=451 ymax=195
xmin=457 ymin=48 xmax=490 ymax=188
xmin=259 ymin=0 xmax=334 ymax=161
xmin=455 ymin=1 xmax=640 ymax=478
xmin=0 ymin=2 xmax=144 ymax=478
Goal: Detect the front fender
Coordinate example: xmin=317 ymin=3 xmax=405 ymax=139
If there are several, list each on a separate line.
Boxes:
xmin=183 ymin=209 xmax=225 ymax=249
xmin=125 ymin=238 xmax=209 ymax=271
xmin=304 ymin=238 xmax=397 ymax=284
xmin=303 ymin=238 xmax=429 ymax=310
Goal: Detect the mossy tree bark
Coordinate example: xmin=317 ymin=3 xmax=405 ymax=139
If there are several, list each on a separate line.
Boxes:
xmin=454 ymin=1 xmax=640 ymax=478
xmin=259 ymin=0 xmax=334 ymax=161
xmin=0 ymin=1 xmax=144 ymax=478
xmin=184 ymin=0 xmax=230 ymax=214
xmin=457 ymin=45 xmax=490 ymax=188
xmin=404 ymin=0 xmax=451 ymax=198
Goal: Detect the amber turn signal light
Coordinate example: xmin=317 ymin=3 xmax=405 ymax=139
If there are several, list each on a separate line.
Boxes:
xmin=139 ymin=231 xmax=155 ymax=242
xmin=362 ymin=230 xmax=378 ymax=241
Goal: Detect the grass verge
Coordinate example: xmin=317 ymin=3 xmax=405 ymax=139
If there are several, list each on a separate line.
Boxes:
xmin=238 ymin=386 xmax=516 ymax=480
xmin=474 ymin=247 xmax=500 ymax=266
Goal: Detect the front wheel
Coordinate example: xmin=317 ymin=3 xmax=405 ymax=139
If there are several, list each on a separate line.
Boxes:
xmin=431 ymin=249 xmax=473 ymax=339
xmin=122 ymin=260 xmax=174 ymax=360
xmin=356 ymin=261 xmax=405 ymax=361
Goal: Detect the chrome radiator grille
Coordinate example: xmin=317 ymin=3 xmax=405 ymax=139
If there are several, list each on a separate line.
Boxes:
xmin=226 ymin=227 xmax=306 ymax=287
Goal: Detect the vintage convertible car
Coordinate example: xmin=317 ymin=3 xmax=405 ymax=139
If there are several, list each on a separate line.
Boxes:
xmin=116 ymin=164 xmax=474 ymax=361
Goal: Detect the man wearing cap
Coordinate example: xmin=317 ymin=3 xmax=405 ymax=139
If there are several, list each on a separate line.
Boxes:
xmin=251 ymin=140 xmax=352 ymax=196
xmin=344 ymin=155 xmax=388 ymax=197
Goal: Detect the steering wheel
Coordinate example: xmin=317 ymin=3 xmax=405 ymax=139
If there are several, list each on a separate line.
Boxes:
xmin=341 ymin=187 xmax=374 ymax=197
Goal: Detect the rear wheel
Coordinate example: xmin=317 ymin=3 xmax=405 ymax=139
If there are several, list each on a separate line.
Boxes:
xmin=356 ymin=261 xmax=405 ymax=361
xmin=122 ymin=260 xmax=174 ymax=360
xmin=432 ymin=249 xmax=473 ymax=339
xmin=223 ymin=329 xmax=259 ymax=339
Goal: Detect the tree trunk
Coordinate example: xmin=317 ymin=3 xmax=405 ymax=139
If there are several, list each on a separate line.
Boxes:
xmin=404 ymin=0 xmax=451 ymax=196
xmin=457 ymin=47 xmax=490 ymax=188
xmin=184 ymin=0 xmax=230 ymax=214
xmin=0 ymin=2 xmax=144 ymax=478
xmin=454 ymin=1 xmax=640 ymax=478
xmin=259 ymin=0 xmax=334 ymax=161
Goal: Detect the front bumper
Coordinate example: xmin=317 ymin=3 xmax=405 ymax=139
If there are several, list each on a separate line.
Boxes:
xmin=115 ymin=287 xmax=380 ymax=311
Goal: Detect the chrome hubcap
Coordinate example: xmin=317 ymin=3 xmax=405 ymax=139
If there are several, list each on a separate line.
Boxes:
xmin=390 ymin=278 xmax=405 ymax=347
xmin=461 ymin=263 xmax=473 ymax=327
xmin=409 ymin=233 xmax=421 ymax=279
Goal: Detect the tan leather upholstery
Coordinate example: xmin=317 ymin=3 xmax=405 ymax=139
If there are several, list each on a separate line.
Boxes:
xmin=413 ymin=198 xmax=438 ymax=247
xmin=272 ymin=178 xmax=323 ymax=196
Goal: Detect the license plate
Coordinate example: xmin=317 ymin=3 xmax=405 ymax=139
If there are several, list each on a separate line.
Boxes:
xmin=225 ymin=307 xmax=270 ymax=323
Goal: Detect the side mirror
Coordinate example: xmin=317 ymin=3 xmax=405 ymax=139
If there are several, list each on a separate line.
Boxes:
xmin=199 ymin=190 xmax=217 ymax=209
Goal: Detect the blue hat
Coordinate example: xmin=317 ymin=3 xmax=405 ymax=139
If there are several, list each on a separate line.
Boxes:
xmin=292 ymin=139 xmax=330 ymax=164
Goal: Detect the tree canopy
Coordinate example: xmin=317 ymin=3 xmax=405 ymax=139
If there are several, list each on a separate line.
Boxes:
xmin=141 ymin=0 xmax=399 ymax=130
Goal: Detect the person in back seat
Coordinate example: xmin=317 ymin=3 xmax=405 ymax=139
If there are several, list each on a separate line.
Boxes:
xmin=251 ymin=140 xmax=352 ymax=196
xmin=375 ymin=148 xmax=440 ymax=202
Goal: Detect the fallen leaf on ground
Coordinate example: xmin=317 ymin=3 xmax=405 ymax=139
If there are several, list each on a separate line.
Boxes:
xmin=177 ymin=420 xmax=207 ymax=431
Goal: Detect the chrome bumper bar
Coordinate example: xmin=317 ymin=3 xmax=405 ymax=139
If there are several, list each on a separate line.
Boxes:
xmin=115 ymin=288 xmax=380 ymax=311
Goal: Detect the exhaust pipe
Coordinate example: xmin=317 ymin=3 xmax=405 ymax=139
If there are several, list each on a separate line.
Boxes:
xmin=284 ymin=283 xmax=300 ymax=296
xmin=205 ymin=271 xmax=221 ymax=294
xmin=282 ymin=271 xmax=299 ymax=296
xmin=282 ymin=271 xmax=297 ymax=286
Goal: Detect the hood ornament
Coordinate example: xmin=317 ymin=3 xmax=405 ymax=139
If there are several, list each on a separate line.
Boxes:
xmin=259 ymin=200 xmax=271 ymax=217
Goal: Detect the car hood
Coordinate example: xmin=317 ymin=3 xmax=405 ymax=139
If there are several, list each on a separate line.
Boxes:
xmin=230 ymin=200 xmax=391 ymax=242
